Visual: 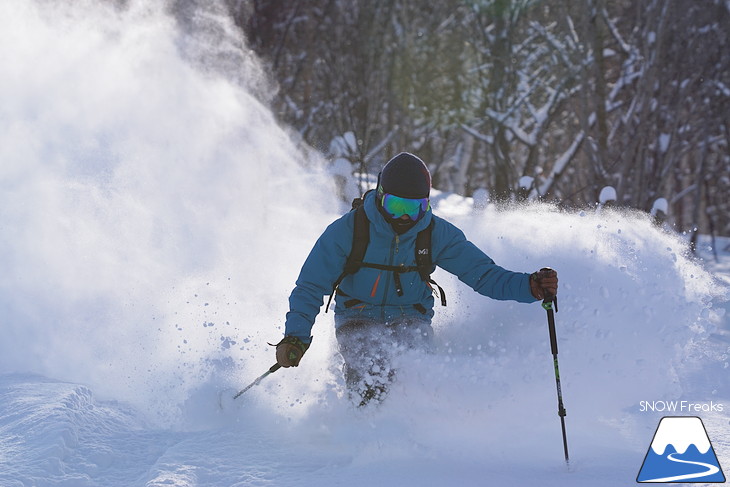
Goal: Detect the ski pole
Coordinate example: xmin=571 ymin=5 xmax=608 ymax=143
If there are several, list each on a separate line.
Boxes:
xmin=233 ymin=363 xmax=281 ymax=400
xmin=542 ymin=291 xmax=569 ymax=465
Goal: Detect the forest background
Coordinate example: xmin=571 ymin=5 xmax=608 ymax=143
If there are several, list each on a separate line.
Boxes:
xmin=214 ymin=0 xmax=727 ymax=240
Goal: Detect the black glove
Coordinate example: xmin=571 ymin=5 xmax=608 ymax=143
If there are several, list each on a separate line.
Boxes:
xmin=274 ymin=336 xmax=310 ymax=367
xmin=530 ymin=267 xmax=558 ymax=300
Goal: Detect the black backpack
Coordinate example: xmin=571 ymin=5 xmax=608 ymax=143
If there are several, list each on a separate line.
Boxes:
xmin=325 ymin=191 xmax=446 ymax=313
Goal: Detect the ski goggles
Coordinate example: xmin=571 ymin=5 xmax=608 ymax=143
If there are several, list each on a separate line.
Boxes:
xmin=381 ymin=193 xmax=430 ymax=221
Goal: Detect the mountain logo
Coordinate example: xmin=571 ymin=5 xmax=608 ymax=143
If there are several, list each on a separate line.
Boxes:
xmin=637 ymin=416 xmax=726 ymax=483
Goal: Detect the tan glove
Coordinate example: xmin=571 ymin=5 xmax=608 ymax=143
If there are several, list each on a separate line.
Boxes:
xmin=274 ymin=336 xmax=310 ymax=367
xmin=530 ymin=267 xmax=558 ymax=300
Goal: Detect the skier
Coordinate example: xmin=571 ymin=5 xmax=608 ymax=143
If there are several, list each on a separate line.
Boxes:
xmin=275 ymin=152 xmax=558 ymax=405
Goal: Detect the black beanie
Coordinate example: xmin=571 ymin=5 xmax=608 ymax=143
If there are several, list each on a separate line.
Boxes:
xmin=378 ymin=152 xmax=431 ymax=199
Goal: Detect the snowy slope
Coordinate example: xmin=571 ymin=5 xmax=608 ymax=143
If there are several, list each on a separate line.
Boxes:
xmin=1 ymin=2 xmax=729 ymax=486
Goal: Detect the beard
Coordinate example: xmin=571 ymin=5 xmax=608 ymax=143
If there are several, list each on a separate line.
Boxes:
xmin=389 ymin=217 xmax=417 ymax=234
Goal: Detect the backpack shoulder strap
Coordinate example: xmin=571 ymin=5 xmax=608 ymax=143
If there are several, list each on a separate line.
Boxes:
xmin=343 ymin=204 xmax=370 ymax=274
xmin=325 ymin=194 xmax=372 ymax=313
xmin=414 ymin=220 xmax=434 ymax=281
xmin=415 ymin=220 xmax=447 ymax=306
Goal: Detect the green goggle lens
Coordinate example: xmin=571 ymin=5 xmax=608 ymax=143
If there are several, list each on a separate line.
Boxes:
xmin=381 ymin=193 xmax=429 ymax=221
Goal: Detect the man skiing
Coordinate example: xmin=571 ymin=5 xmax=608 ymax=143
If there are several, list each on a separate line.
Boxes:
xmin=275 ymin=152 xmax=558 ymax=405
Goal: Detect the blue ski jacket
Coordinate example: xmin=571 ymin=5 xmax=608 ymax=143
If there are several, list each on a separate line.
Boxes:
xmin=285 ymin=191 xmax=536 ymax=342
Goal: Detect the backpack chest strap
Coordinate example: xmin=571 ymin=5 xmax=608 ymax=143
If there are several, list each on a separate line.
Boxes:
xmin=359 ymin=262 xmax=418 ymax=297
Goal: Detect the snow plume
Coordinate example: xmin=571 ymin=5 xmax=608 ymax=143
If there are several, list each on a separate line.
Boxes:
xmin=0 ymin=0 xmax=337 ymax=425
xmin=417 ymin=202 xmax=727 ymax=456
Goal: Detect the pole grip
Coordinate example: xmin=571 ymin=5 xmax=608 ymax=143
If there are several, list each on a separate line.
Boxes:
xmin=538 ymin=268 xmax=557 ymax=312
xmin=547 ymin=312 xmax=558 ymax=356
xmin=544 ymin=296 xmax=559 ymax=356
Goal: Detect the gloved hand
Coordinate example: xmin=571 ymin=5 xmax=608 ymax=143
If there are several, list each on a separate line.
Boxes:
xmin=530 ymin=267 xmax=558 ymax=300
xmin=275 ymin=336 xmax=310 ymax=367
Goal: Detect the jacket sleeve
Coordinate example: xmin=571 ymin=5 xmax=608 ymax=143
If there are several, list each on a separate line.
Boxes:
xmin=432 ymin=218 xmax=536 ymax=303
xmin=284 ymin=215 xmax=352 ymax=342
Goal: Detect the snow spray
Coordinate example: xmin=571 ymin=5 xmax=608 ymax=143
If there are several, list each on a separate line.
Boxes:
xmin=0 ymin=0 xmax=339 ymax=426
